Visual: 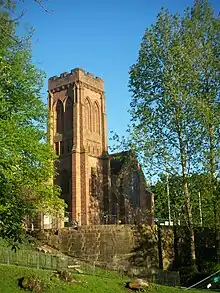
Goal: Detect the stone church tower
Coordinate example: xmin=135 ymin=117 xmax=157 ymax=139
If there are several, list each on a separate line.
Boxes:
xmin=48 ymin=68 xmax=109 ymax=225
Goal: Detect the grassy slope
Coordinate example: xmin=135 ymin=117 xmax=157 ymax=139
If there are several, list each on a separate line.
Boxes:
xmin=0 ymin=264 xmax=207 ymax=293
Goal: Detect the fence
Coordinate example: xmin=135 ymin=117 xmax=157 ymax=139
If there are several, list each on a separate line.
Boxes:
xmin=68 ymin=257 xmax=180 ymax=286
xmin=0 ymin=247 xmax=68 ymax=270
xmin=63 ymin=212 xmax=154 ymax=227
xmin=0 ymin=246 xmax=180 ymax=287
xmin=153 ymin=270 xmax=180 ymax=286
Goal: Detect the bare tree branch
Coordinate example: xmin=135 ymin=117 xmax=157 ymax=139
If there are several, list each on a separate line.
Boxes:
xmin=10 ymin=9 xmax=27 ymax=22
xmin=34 ymin=0 xmax=54 ymax=13
xmin=0 ymin=0 xmax=54 ymax=45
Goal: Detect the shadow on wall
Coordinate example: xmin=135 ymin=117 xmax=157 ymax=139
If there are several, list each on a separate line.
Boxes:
xmin=129 ymin=224 xmax=178 ymax=272
xmin=88 ymin=165 xmax=105 ymax=225
xmin=129 ymin=225 xmax=159 ymax=270
xmin=129 ymin=225 xmax=216 ymax=273
xmin=34 ymin=223 xmax=216 ymax=284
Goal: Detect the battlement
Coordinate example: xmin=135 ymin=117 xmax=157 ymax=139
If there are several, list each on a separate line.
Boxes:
xmin=48 ymin=68 xmax=104 ymax=92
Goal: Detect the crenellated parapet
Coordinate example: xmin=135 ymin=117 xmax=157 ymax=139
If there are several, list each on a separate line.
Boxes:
xmin=48 ymin=66 xmax=108 ymax=225
xmin=48 ymin=68 xmax=104 ymax=93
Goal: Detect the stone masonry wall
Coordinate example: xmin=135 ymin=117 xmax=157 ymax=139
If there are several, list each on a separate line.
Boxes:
xmin=40 ymin=225 xmax=136 ymax=263
xmin=37 ymin=225 xmax=172 ymax=271
xmin=36 ymin=225 xmax=215 ymax=274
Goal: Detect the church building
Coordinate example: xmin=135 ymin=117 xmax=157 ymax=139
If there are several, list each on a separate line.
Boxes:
xmin=48 ymin=68 xmax=153 ymax=226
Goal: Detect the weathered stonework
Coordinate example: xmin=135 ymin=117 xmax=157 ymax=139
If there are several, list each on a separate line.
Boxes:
xmin=48 ymin=68 xmax=108 ymax=225
xmin=36 ymin=225 xmax=216 ymax=277
xmin=36 ymin=225 xmax=176 ymax=274
xmin=48 ymin=68 xmax=153 ymax=226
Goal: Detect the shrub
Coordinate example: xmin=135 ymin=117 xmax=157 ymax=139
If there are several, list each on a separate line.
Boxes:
xmin=18 ymin=276 xmax=45 ymax=292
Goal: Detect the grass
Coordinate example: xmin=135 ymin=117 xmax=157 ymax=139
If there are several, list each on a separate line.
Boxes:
xmin=0 ymin=264 xmax=209 ymax=293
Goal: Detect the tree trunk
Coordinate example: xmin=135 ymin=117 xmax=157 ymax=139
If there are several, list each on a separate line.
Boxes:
xmin=157 ymin=225 xmax=163 ymax=270
xmin=209 ymin=123 xmax=220 ymax=264
xmin=177 ymin=125 xmax=196 ymax=267
xmin=182 ymin=173 xmax=196 ymax=266
xmin=173 ymin=212 xmax=179 ymax=270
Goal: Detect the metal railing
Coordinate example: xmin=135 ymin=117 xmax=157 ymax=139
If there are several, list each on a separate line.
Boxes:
xmin=0 ymin=247 xmax=68 ymax=270
xmin=63 ymin=212 xmax=154 ymax=226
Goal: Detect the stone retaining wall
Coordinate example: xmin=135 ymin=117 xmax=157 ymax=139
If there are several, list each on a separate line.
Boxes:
xmin=35 ymin=225 xmax=215 ymax=273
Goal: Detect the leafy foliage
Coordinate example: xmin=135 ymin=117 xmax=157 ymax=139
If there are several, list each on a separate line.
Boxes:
xmin=152 ymin=173 xmax=218 ymax=227
xmin=128 ymin=0 xmax=219 ymax=265
xmin=0 ymin=8 xmax=64 ymax=246
xmin=18 ymin=276 xmax=45 ymax=292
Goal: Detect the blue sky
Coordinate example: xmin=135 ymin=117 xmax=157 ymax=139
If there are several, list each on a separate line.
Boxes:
xmin=16 ymin=0 xmax=219 ymax=146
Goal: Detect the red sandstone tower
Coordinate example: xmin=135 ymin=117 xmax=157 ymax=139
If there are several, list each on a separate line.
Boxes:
xmin=48 ymin=68 xmax=109 ymax=225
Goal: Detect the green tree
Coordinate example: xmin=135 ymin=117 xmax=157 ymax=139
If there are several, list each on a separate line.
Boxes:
xmin=129 ymin=0 xmax=219 ymax=266
xmin=189 ymin=0 xmax=220 ymax=262
xmin=152 ymin=173 xmax=216 ymax=228
xmin=0 ymin=8 xmax=64 ymax=246
xmin=152 ymin=175 xmax=183 ymax=224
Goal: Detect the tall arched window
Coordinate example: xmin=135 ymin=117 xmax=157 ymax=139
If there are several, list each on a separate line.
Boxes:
xmin=56 ymin=100 xmax=64 ymax=134
xmin=60 ymin=169 xmax=70 ymax=194
xmin=129 ymin=172 xmax=140 ymax=207
xmin=65 ymin=97 xmax=73 ymax=132
xmin=93 ymin=101 xmax=100 ymax=134
xmin=85 ymin=98 xmax=92 ymax=131
xmin=58 ymin=169 xmax=72 ymax=208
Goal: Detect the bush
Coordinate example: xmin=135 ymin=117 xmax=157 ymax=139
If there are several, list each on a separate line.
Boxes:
xmin=200 ymin=262 xmax=220 ymax=275
xmin=179 ymin=266 xmax=207 ymax=287
xmin=18 ymin=276 xmax=45 ymax=292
